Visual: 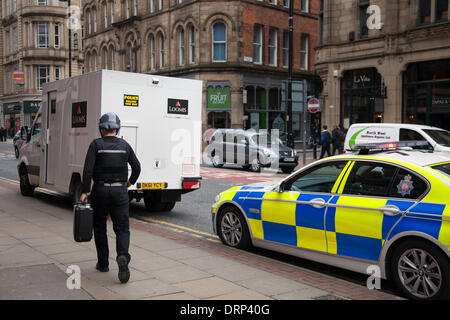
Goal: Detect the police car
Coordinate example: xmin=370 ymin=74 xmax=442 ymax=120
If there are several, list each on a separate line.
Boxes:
xmin=211 ymin=142 xmax=450 ymax=300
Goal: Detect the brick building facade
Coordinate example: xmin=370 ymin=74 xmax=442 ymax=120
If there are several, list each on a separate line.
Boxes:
xmin=83 ymin=0 xmax=321 ymax=141
xmin=1 ymin=0 xmax=84 ymax=135
xmin=316 ymin=0 xmax=450 ymax=131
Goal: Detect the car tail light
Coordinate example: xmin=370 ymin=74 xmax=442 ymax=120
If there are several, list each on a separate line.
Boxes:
xmin=183 ymin=180 xmax=201 ymax=190
xmin=342 ymin=150 xmax=347 ymax=154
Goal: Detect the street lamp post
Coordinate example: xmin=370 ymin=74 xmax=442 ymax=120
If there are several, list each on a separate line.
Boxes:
xmin=286 ymin=0 xmax=294 ymax=149
xmin=59 ymin=0 xmax=72 ymax=77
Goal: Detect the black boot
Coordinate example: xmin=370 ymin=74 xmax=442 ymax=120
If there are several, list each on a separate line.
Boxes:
xmin=117 ymin=255 xmax=130 ymax=284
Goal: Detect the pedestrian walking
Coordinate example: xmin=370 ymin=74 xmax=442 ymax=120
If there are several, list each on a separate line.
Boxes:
xmin=332 ymin=124 xmax=345 ymax=155
xmin=80 ymin=112 xmax=141 ymax=284
xmin=0 ymin=127 xmax=6 ymax=142
xmin=320 ymin=125 xmax=332 ymax=159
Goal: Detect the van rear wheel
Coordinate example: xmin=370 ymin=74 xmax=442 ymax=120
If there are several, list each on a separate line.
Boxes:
xmin=19 ymin=167 xmax=35 ymax=197
xmin=144 ymin=197 xmax=175 ymax=212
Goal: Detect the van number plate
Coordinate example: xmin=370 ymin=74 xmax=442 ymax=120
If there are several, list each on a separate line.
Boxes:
xmin=139 ymin=183 xmax=167 ymax=189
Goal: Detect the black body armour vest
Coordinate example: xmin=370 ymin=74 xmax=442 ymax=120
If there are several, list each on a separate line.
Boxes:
xmin=93 ymin=138 xmax=129 ymax=182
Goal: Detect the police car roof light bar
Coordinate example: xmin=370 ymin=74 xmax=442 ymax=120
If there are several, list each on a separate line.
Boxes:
xmin=352 ymin=140 xmax=430 ymax=155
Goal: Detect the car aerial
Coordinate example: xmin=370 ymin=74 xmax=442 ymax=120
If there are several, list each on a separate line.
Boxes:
xmin=207 ymin=129 xmax=299 ymax=174
xmin=211 ymin=142 xmax=450 ymax=300
xmin=13 ymin=130 xmax=24 ymax=159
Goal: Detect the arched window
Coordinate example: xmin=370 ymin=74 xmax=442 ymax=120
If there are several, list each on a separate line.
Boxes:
xmin=85 ymin=52 xmax=91 ymax=72
xmin=126 ymin=42 xmax=136 ymax=72
xmin=158 ymin=33 xmax=164 ymax=68
xmin=87 ymin=9 xmax=91 ymax=34
xmin=93 ymin=7 xmax=97 ymax=32
xmin=178 ymin=27 xmax=185 ymax=66
xmin=109 ymin=45 xmax=115 ymax=70
xmin=103 ymin=2 xmax=108 ymax=28
xmin=212 ymin=22 xmax=226 ymax=62
xmin=188 ymin=24 xmax=195 ymax=64
xmin=110 ymin=0 xmax=115 ymax=24
xmin=149 ymin=34 xmax=155 ymax=70
xmin=92 ymin=52 xmax=98 ymax=71
xmin=102 ymin=47 xmax=108 ymax=69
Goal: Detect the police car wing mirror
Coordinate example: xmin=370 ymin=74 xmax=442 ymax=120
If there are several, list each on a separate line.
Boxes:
xmin=273 ymin=182 xmax=285 ymax=193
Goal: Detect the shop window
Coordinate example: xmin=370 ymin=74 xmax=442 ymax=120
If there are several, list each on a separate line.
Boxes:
xmin=244 ymin=86 xmax=255 ymax=110
xmin=208 ymin=112 xmax=230 ymax=129
xmin=256 ymin=87 xmax=266 ymax=110
xmin=268 ymin=88 xmax=280 ymax=110
xmin=436 ymin=0 xmax=449 ymax=21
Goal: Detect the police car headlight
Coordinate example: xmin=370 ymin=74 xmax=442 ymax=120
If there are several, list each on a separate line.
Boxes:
xmin=214 ymin=194 xmax=221 ymax=203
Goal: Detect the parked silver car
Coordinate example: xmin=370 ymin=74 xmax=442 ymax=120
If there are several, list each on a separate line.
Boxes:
xmin=13 ymin=130 xmax=24 ymax=159
xmin=207 ymin=129 xmax=298 ymax=174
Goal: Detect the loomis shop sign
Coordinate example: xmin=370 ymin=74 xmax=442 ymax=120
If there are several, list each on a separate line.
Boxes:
xmin=207 ymin=86 xmax=231 ymax=109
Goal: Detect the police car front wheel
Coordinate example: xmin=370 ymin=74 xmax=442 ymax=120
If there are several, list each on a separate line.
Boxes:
xmin=391 ymin=239 xmax=450 ymax=300
xmin=217 ymin=206 xmax=251 ymax=250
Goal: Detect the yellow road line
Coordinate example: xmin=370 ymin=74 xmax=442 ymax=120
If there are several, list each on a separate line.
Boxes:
xmin=135 ymin=215 xmax=220 ymax=243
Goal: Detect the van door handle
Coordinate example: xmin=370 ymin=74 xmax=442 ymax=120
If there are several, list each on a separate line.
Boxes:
xmin=379 ymin=205 xmax=401 ymax=216
xmin=309 ymin=198 xmax=326 ymax=209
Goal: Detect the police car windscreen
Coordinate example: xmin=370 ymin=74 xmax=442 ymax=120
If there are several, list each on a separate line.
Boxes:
xmin=423 ymin=130 xmax=450 ymax=147
xmin=431 ymin=163 xmax=450 ymax=178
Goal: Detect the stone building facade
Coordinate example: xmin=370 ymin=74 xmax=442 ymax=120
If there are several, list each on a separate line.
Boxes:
xmin=83 ymin=0 xmax=321 ymax=140
xmin=316 ymin=0 xmax=450 ymax=131
xmin=0 ymin=0 xmax=84 ymax=135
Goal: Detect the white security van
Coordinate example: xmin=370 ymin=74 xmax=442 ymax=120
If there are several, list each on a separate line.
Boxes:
xmin=17 ymin=70 xmax=202 ymax=212
xmin=344 ymin=123 xmax=450 ymax=152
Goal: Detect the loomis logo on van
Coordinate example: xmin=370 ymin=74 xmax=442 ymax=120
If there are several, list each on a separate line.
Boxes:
xmin=71 ymin=102 xmax=87 ymax=128
xmin=168 ymin=99 xmax=188 ymax=115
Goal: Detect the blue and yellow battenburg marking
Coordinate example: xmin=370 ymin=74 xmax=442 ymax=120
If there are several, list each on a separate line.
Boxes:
xmin=215 ymin=185 xmax=450 ymax=261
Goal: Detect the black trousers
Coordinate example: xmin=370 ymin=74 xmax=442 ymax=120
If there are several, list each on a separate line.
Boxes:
xmin=320 ymin=145 xmax=331 ymax=159
xmin=90 ymin=183 xmax=130 ymax=267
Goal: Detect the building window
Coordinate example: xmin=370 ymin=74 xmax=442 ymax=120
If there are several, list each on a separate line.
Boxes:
xmin=158 ymin=33 xmax=164 ymax=67
xmin=103 ymin=2 xmax=108 ymax=28
xmin=253 ymin=25 xmax=262 ymax=64
xmin=268 ymin=28 xmax=277 ymax=66
xmin=301 ymin=0 xmax=309 ymax=12
xmin=110 ymin=46 xmax=115 ymax=70
xmin=189 ymin=25 xmax=195 ymax=64
xmin=93 ymin=53 xmax=98 ymax=71
xmin=126 ymin=0 xmax=131 ymax=18
xmin=35 ymin=22 xmax=49 ymax=48
xmin=436 ymin=0 xmax=449 ymax=21
xmin=54 ymin=23 xmax=60 ymax=49
xmin=93 ymin=8 xmax=97 ymax=32
xmin=300 ymin=34 xmax=309 ymax=70
xmin=133 ymin=0 xmax=138 ymax=15
xmin=54 ymin=66 xmax=61 ymax=80
xmin=5 ymin=30 xmax=10 ymax=54
xmin=87 ymin=10 xmax=91 ymax=34
xmin=178 ymin=28 xmax=185 ymax=66
xmin=150 ymin=0 xmax=155 ymax=12
xmin=149 ymin=34 xmax=155 ymax=70
xmin=12 ymin=0 xmax=16 ymax=12
xmin=282 ymin=30 xmax=289 ymax=68
xmin=13 ymin=27 xmax=18 ymax=52
xmin=36 ymin=65 xmax=50 ymax=90
xmin=73 ymin=31 xmax=78 ymax=50
xmin=418 ymin=0 xmax=432 ymax=24
xmin=6 ymin=0 xmax=10 ymax=15
xmin=158 ymin=0 xmax=162 ymax=10
xmin=319 ymin=0 xmax=324 ymax=44
xmin=212 ymin=22 xmax=227 ymax=62
xmin=37 ymin=0 xmax=47 ymax=5
xmin=102 ymin=47 xmax=108 ymax=69
xmin=269 ymin=0 xmax=277 ymax=4
xmin=359 ymin=0 xmax=370 ymax=38
xmin=110 ymin=1 xmax=115 ymax=24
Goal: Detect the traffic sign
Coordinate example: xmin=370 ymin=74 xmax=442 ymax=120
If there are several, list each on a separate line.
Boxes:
xmin=307 ymin=98 xmax=320 ymax=113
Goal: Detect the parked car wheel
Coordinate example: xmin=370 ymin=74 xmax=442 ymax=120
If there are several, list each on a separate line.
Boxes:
xmin=249 ymin=157 xmax=261 ymax=172
xmin=217 ymin=206 xmax=251 ymax=250
xmin=19 ymin=167 xmax=35 ymax=197
xmin=211 ymin=153 xmax=224 ymax=168
xmin=391 ymin=239 xmax=450 ymax=300
xmin=281 ymin=167 xmax=295 ymax=174
xmin=14 ymin=146 xmax=19 ymax=159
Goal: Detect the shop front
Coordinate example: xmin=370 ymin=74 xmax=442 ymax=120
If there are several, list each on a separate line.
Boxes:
xmin=403 ymin=59 xmax=450 ymax=131
xmin=340 ymin=68 xmax=386 ymax=129
xmin=206 ymin=82 xmax=231 ymax=129
xmin=3 ymin=103 xmax=21 ymax=138
xmin=23 ymin=101 xmax=41 ymax=127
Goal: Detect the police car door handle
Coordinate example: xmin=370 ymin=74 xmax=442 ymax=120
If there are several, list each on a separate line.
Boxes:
xmin=379 ymin=205 xmax=401 ymax=216
xmin=309 ymin=198 xmax=326 ymax=209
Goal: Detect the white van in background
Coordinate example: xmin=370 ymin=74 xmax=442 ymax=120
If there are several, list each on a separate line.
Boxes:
xmin=344 ymin=123 xmax=450 ymax=152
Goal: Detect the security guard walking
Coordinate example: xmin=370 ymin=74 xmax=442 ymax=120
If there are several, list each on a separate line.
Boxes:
xmin=80 ymin=112 xmax=141 ymax=284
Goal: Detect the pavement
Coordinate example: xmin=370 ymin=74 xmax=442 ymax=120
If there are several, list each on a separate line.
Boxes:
xmin=0 ymin=175 xmax=402 ymax=301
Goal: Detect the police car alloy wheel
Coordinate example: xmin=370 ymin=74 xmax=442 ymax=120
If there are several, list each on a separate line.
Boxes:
xmin=391 ymin=240 xmax=450 ymax=300
xmin=217 ymin=206 xmax=251 ymax=250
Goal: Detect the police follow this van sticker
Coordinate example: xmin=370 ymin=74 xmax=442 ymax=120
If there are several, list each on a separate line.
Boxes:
xmin=168 ymin=99 xmax=189 ymax=115
xmin=124 ymin=94 xmax=139 ymax=107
